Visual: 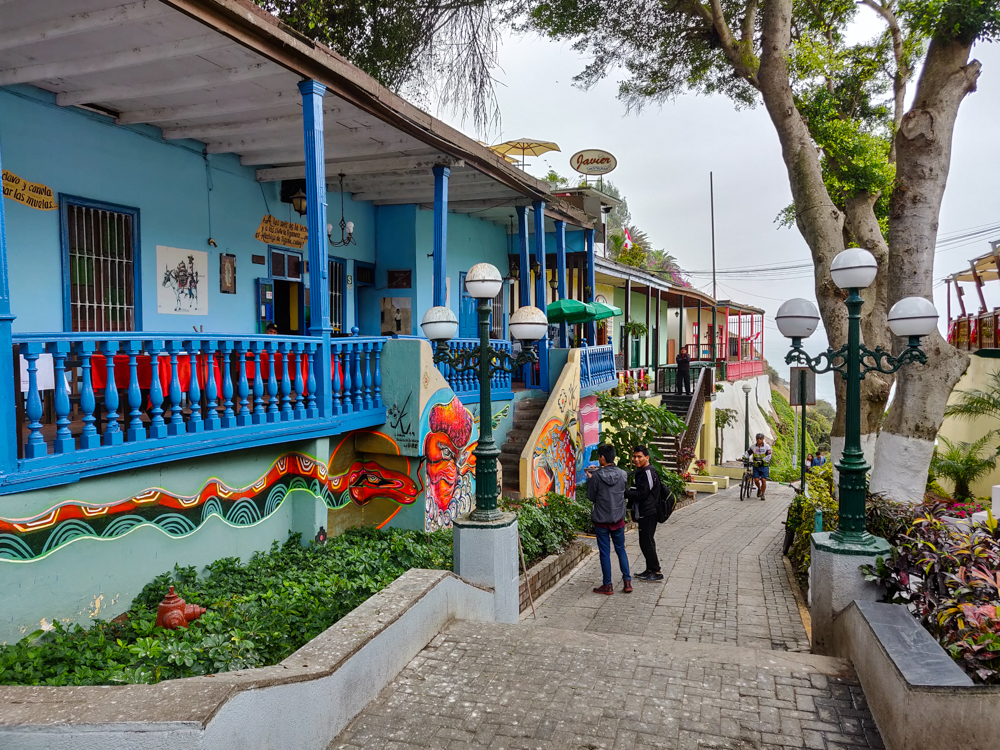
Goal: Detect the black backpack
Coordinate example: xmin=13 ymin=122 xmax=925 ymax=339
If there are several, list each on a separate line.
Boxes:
xmin=657 ymin=482 xmax=676 ymax=524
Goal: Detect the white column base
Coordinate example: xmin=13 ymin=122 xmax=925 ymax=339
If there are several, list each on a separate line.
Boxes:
xmin=453 ymin=513 xmax=520 ymax=624
xmin=870 ymin=432 xmax=934 ymax=503
xmin=809 ymin=533 xmax=889 ymax=656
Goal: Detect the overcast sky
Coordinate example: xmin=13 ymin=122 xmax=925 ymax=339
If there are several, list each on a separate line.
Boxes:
xmin=436 ymin=22 xmax=1000 ymax=403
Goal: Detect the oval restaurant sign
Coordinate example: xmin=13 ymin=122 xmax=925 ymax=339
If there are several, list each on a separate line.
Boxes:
xmin=570 ymin=149 xmax=617 ymax=176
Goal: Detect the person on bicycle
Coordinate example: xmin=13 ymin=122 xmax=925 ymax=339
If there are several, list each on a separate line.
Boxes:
xmin=745 ymin=433 xmax=772 ymax=500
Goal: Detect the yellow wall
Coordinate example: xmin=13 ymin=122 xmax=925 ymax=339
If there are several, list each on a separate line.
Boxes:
xmin=938 ymin=354 xmax=1000 ymax=499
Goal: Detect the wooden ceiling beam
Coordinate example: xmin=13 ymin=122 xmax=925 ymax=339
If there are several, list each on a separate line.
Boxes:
xmin=0 ymin=1 xmax=169 ymax=52
xmin=58 ymin=61 xmax=284 ymax=107
xmin=255 ymin=152 xmax=458 ymax=182
xmin=0 ymin=34 xmax=229 ymax=85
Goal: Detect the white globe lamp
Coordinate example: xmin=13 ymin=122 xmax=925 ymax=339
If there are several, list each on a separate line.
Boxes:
xmin=509 ymin=306 xmax=548 ymax=342
xmin=888 ymin=297 xmax=938 ymax=339
xmin=830 ymin=248 xmax=878 ymax=290
xmin=464 ymin=262 xmax=504 ymax=300
xmin=420 ymin=306 xmax=458 ymax=342
xmin=775 ymin=298 xmax=821 ymax=340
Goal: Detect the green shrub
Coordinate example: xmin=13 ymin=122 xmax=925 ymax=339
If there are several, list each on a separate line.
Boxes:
xmin=767 ymin=390 xmax=818 ymax=483
xmin=0 ymin=528 xmax=452 ymax=687
xmin=501 ymin=492 xmax=589 ymax=568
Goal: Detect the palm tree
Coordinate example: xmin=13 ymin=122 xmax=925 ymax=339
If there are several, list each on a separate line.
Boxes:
xmin=944 ymin=371 xmax=1000 ymax=434
xmin=931 ymin=435 xmax=999 ymax=501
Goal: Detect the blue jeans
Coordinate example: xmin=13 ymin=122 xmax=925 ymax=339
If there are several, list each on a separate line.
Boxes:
xmin=595 ymin=525 xmax=631 ymax=586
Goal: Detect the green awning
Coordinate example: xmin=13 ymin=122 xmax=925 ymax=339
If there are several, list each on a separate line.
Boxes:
xmin=588 ymin=302 xmax=623 ymax=321
xmin=546 ymin=299 xmax=597 ymax=324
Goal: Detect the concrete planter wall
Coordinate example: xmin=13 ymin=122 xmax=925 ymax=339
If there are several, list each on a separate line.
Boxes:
xmin=0 ymin=570 xmax=494 ymax=750
xmin=834 ymin=600 xmax=1000 ymax=750
xmin=519 ymin=541 xmax=592 ymax=612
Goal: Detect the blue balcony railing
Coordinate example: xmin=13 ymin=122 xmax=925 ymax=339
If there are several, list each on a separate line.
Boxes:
xmin=8 ymin=332 xmax=386 ymax=492
xmin=436 ymin=338 xmax=513 ymax=403
xmin=580 ymin=344 xmax=617 ymax=391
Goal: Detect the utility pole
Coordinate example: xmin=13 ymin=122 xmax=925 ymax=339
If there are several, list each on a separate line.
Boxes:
xmin=710 ymin=173 xmax=718 ymax=363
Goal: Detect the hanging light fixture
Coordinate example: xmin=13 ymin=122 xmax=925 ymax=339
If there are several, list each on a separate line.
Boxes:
xmin=290 ymin=188 xmax=308 ymax=217
xmin=328 ymin=173 xmax=356 ymax=247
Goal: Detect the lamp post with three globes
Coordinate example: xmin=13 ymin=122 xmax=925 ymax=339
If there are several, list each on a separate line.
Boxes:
xmin=421 ymin=263 xmax=548 ymax=522
xmin=775 ymin=248 xmax=938 ymax=553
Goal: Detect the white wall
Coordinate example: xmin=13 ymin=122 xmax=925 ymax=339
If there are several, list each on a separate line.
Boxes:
xmin=715 ymin=375 xmax=774 ymax=463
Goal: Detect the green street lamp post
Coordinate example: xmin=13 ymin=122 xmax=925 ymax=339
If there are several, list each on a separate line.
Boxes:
xmin=742 ymin=381 xmax=752 ymax=452
xmin=421 ymin=263 xmax=547 ymax=522
xmin=775 ymin=249 xmax=939 ymax=552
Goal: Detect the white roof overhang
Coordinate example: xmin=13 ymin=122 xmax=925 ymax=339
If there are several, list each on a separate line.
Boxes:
xmin=0 ymin=0 xmax=591 ymax=231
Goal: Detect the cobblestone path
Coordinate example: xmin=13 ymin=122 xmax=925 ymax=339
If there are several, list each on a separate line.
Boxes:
xmin=331 ymin=485 xmax=885 ymax=749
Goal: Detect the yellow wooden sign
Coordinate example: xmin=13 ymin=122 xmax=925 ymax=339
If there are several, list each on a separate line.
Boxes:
xmin=2 ymin=170 xmax=57 ymax=210
xmin=254 ymin=214 xmax=308 ymax=249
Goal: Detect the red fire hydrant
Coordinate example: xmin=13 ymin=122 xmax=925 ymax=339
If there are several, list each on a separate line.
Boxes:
xmin=155 ymin=586 xmax=207 ymax=629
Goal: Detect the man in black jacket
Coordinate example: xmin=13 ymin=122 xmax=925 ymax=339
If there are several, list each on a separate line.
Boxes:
xmin=629 ymin=445 xmax=664 ymax=581
xmin=676 ymin=345 xmax=691 ymax=395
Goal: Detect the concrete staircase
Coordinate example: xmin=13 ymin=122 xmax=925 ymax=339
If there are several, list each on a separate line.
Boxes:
xmin=651 ymin=391 xmax=692 ymax=470
xmin=498 ymin=397 xmax=547 ymax=500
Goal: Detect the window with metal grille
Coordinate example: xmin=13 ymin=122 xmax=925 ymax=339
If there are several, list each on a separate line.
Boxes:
xmin=62 ymin=198 xmax=139 ymax=332
xmin=490 ymin=287 xmax=504 ymax=339
xmin=329 ymin=258 xmax=346 ymax=334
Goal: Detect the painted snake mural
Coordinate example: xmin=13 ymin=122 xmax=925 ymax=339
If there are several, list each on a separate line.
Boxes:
xmin=0 ymin=435 xmax=420 ymax=561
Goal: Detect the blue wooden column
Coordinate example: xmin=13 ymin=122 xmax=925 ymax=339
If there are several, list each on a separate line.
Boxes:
xmin=516 ymin=206 xmax=530 ymax=309
xmin=432 ymin=165 xmax=449 ymax=308
xmin=554 ymin=220 xmax=567 ymax=348
xmin=532 ymin=201 xmax=549 ymax=390
xmin=299 ymin=79 xmax=332 ymax=418
xmin=0 ymin=136 xmax=14 ymax=478
xmin=585 ymin=228 xmax=596 ymax=345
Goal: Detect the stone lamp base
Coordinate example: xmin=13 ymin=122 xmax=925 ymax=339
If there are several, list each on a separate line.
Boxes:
xmin=453 ymin=512 xmax=520 ymax=624
xmin=810 ymin=532 xmax=891 ymax=656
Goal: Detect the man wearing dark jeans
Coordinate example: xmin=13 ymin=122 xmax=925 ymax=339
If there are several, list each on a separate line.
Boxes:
xmin=629 ymin=445 xmax=664 ymax=581
xmin=676 ymin=345 xmax=691 ymax=395
xmin=585 ymin=444 xmax=632 ymax=595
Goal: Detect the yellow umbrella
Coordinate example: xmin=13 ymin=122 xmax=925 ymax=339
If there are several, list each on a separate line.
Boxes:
xmin=490 ymin=139 xmax=561 ymax=167
xmin=477 ymin=141 xmax=518 ymax=163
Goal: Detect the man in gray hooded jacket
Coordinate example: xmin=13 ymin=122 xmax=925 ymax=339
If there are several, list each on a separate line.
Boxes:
xmin=586 ymin=444 xmax=632 ymax=594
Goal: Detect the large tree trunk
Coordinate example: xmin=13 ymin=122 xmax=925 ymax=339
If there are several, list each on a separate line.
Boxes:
xmin=757 ymin=0 xmax=887 ymax=451
xmin=870 ymin=39 xmax=978 ymax=502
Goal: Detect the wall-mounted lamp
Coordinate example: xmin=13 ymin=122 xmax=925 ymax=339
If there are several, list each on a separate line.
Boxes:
xmin=328 ymin=174 xmax=356 ymax=247
xmin=290 ymin=188 xmax=308 ymax=217
xmin=548 ymin=274 xmax=559 ymax=292
xmin=530 ymin=260 xmax=542 ymax=277
xmin=505 ymin=257 xmax=520 ymax=282
xmin=584 ymin=285 xmax=592 ymax=298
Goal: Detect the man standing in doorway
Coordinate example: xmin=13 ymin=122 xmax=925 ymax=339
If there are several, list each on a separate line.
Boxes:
xmin=629 ymin=445 xmax=664 ymax=582
xmin=676 ymin=345 xmax=691 ymax=395
xmin=585 ymin=445 xmax=632 ymax=595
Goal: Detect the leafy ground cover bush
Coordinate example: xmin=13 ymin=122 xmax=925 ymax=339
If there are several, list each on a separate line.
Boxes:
xmin=767 ymin=391 xmax=818 ymax=483
xmin=501 ymin=492 xmax=590 ymax=568
xmin=865 ymin=505 xmax=1000 ymax=684
xmin=0 ymin=527 xmax=452 ymax=687
xmin=786 ymin=463 xmax=917 ymax=590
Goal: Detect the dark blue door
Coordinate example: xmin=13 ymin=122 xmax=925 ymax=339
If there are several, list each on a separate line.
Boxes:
xmin=459 ymin=271 xmax=477 ymax=338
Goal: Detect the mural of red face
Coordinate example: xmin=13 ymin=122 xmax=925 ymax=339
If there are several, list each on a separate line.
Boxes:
xmin=424 ymin=396 xmax=476 ymax=516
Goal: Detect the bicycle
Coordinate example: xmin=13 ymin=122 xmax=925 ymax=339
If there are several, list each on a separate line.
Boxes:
xmin=739 ymin=458 xmax=754 ymax=501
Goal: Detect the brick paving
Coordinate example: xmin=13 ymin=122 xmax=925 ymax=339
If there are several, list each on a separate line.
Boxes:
xmin=530 ymin=484 xmax=810 ymax=652
xmin=331 ymin=484 xmax=884 ymax=749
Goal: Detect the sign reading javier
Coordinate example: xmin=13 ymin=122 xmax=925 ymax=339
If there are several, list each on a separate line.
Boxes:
xmin=569 ymin=149 xmax=617 ymax=176
xmin=2 ymin=170 xmax=57 ymax=210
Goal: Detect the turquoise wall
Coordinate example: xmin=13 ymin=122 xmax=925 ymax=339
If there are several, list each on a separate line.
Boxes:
xmin=0 ymin=438 xmax=329 ymax=644
xmin=0 ymin=85 xmax=378 ymax=334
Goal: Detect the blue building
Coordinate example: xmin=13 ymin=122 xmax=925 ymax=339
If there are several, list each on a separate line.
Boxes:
xmin=0 ymin=0 xmax=623 ymax=641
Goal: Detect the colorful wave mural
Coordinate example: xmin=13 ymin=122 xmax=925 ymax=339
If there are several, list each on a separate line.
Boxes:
xmin=0 ymin=434 xmax=420 ymax=561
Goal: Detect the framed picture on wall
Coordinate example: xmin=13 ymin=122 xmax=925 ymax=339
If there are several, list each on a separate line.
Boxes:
xmin=387 ymin=269 xmax=412 ymax=289
xmin=220 ymin=253 xmax=237 ymax=294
